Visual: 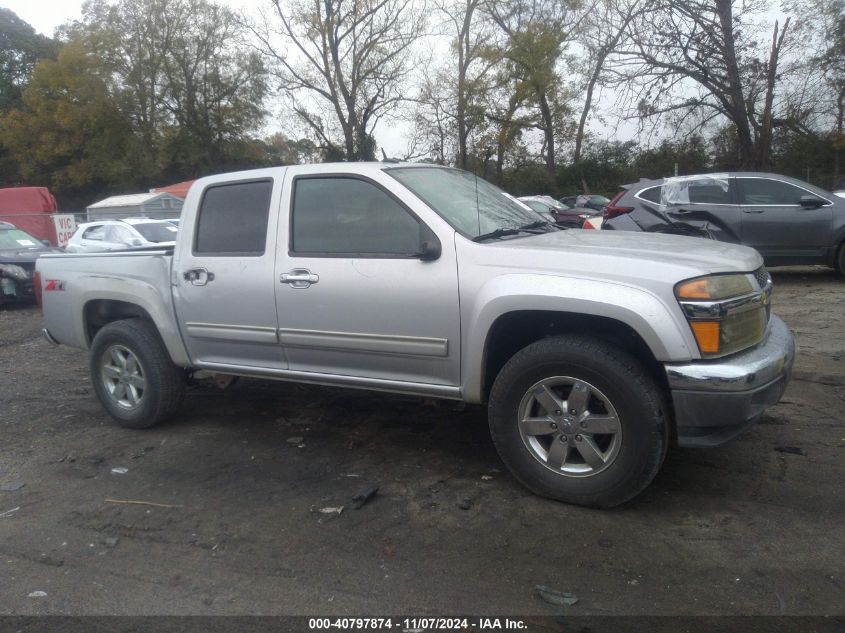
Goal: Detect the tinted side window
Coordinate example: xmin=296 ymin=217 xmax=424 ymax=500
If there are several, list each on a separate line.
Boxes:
xmin=638 ymin=186 xmax=661 ymax=203
xmin=292 ymin=177 xmax=420 ymax=255
xmin=688 ymin=184 xmax=731 ymax=204
xmin=195 ymin=180 xmax=272 ymax=254
xmin=105 ymin=225 xmax=133 ymax=242
xmin=83 ymin=225 xmax=105 ymax=240
xmin=739 ymin=178 xmax=806 ymax=205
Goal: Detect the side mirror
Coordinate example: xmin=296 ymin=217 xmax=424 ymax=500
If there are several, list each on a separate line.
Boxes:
xmin=125 ymin=237 xmax=144 ymax=247
xmin=417 ymin=225 xmax=441 ymax=261
xmin=800 ymin=195 xmax=825 ymax=209
xmin=41 ymin=239 xmax=51 ymax=247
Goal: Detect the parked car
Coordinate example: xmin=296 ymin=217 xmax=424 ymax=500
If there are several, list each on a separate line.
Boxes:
xmin=517 ymin=195 xmax=600 ymax=228
xmin=0 ymin=221 xmax=63 ymax=305
xmin=603 ymin=172 xmax=845 ymax=275
xmin=66 ymin=218 xmax=178 ymax=253
xmin=833 ymin=178 xmax=845 ymax=199
xmin=38 ymin=162 xmax=794 ymax=508
xmin=576 ymin=194 xmax=611 ymax=211
xmin=558 ymin=195 xmax=578 ymax=207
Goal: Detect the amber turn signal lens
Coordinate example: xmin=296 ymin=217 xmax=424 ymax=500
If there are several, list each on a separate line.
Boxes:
xmin=690 ymin=321 xmax=720 ymax=354
xmin=677 ymin=279 xmax=712 ymax=299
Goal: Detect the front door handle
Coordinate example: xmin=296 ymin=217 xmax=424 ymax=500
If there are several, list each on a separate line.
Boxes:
xmin=184 ymin=267 xmax=215 ymax=286
xmin=280 ymin=269 xmax=319 ymax=289
xmin=742 ymin=209 xmax=765 ymax=214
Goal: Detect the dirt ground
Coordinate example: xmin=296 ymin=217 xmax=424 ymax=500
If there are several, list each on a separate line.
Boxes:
xmin=0 ymin=267 xmax=843 ymax=618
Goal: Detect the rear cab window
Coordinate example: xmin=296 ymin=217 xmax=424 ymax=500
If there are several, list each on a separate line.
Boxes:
xmin=194 ymin=180 xmax=273 ymax=255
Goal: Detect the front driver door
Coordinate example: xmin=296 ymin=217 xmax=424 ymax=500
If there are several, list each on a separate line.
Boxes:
xmin=274 ymin=169 xmax=460 ymax=387
xmin=737 ymin=176 xmax=833 ymax=260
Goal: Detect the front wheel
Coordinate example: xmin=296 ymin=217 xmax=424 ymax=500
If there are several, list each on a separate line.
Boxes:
xmin=488 ymin=335 xmax=668 ymax=508
xmin=90 ymin=319 xmax=185 ymax=428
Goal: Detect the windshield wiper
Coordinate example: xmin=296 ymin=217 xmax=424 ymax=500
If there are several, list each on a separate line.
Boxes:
xmin=472 ymin=221 xmax=555 ymax=243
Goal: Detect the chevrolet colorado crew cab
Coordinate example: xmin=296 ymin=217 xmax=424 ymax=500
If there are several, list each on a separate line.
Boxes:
xmin=37 ymin=163 xmax=795 ymax=507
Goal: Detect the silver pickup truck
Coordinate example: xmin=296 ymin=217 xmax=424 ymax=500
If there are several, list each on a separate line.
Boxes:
xmin=37 ymin=162 xmax=795 ymax=507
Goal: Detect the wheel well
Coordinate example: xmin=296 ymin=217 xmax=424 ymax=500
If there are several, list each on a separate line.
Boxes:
xmin=83 ymin=299 xmax=154 ymax=344
xmin=482 ymin=310 xmax=668 ymax=402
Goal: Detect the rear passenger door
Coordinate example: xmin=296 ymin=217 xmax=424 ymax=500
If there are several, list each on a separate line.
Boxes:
xmin=273 ymin=168 xmax=461 ymax=387
xmin=173 ymin=176 xmax=287 ymax=370
xmin=736 ymin=176 xmax=833 ymax=259
xmin=661 ymin=177 xmax=742 ymax=241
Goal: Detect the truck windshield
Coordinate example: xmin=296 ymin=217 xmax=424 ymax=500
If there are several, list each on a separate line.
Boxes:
xmin=387 ymin=166 xmax=547 ymax=238
xmin=0 ymin=228 xmax=42 ymax=250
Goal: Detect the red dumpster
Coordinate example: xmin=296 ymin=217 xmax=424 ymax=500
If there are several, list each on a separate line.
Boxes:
xmin=0 ymin=187 xmax=61 ymax=245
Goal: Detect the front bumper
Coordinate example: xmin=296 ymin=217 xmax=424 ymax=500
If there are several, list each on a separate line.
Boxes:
xmin=665 ymin=315 xmax=795 ymax=448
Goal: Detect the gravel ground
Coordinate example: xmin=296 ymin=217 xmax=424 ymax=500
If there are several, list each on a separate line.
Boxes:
xmin=0 ymin=267 xmax=843 ymax=617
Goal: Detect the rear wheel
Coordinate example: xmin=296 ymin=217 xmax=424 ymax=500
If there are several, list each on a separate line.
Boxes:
xmin=90 ymin=319 xmax=185 ymax=428
xmin=488 ymin=335 xmax=668 ymax=508
xmin=836 ymin=241 xmax=845 ymax=276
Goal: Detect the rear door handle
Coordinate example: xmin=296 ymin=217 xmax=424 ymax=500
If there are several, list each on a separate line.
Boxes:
xmin=280 ymin=269 xmax=319 ymax=289
xmin=742 ymin=209 xmax=764 ymax=214
xmin=183 ymin=267 xmax=214 ymax=286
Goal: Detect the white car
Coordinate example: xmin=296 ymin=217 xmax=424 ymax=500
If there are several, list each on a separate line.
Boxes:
xmin=66 ymin=219 xmax=178 ymax=253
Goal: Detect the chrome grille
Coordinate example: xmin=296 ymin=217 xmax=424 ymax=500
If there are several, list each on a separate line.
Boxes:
xmin=753 ymin=266 xmax=770 ymax=289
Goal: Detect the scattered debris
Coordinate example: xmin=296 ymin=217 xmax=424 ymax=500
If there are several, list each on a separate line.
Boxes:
xmin=775 ymin=446 xmax=807 ymax=456
xmin=103 ymin=537 xmax=119 ymax=548
xmin=0 ymin=481 xmax=25 ymax=491
xmin=27 ymin=591 xmax=48 ymax=598
xmin=458 ymin=497 xmax=473 ymax=510
xmin=351 ymin=485 xmax=379 ymax=509
xmin=287 ymin=437 xmax=305 ymax=447
xmin=339 ymin=473 xmax=361 ymax=478
xmin=104 ymin=498 xmax=183 ymax=509
xmin=110 ymin=467 xmax=129 ymax=475
xmin=383 ymin=537 xmax=396 ymax=557
xmin=597 ymin=538 xmax=613 ymax=548
xmin=481 ymin=475 xmax=493 ymax=481
xmin=535 ymin=585 xmax=578 ymax=607
xmin=0 ymin=506 xmax=20 ymax=518
xmin=318 ymin=506 xmax=344 ymax=515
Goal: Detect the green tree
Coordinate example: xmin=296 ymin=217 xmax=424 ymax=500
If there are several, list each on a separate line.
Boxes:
xmin=0 ymin=8 xmax=55 ymax=111
xmin=1 ymin=42 xmax=134 ymax=205
xmin=487 ymin=0 xmax=580 ymax=185
xmin=64 ymin=0 xmax=267 ymax=181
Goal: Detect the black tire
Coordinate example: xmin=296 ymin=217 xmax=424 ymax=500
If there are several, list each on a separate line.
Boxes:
xmin=836 ymin=242 xmax=845 ymax=277
xmin=488 ymin=335 xmax=668 ymax=508
xmin=90 ymin=319 xmax=185 ymax=429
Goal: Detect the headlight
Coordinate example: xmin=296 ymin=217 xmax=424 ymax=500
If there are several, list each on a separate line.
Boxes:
xmin=0 ymin=263 xmax=29 ymax=280
xmin=676 ymin=273 xmax=770 ymax=358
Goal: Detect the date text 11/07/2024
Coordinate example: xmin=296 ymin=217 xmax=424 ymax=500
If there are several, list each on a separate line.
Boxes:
xmin=307 ymin=618 xmax=528 ymax=630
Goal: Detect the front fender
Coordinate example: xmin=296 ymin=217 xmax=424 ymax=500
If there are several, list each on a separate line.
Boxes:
xmin=461 ymin=274 xmax=697 ymax=403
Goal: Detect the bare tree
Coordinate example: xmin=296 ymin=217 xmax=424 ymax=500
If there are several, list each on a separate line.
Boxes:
xmin=572 ymin=0 xmax=647 ymax=165
xmin=614 ymin=0 xmax=793 ymax=169
xmin=248 ymin=0 xmax=425 ymax=161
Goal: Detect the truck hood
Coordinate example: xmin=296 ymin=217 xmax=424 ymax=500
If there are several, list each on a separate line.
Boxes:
xmin=474 ymin=228 xmax=763 ymax=281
